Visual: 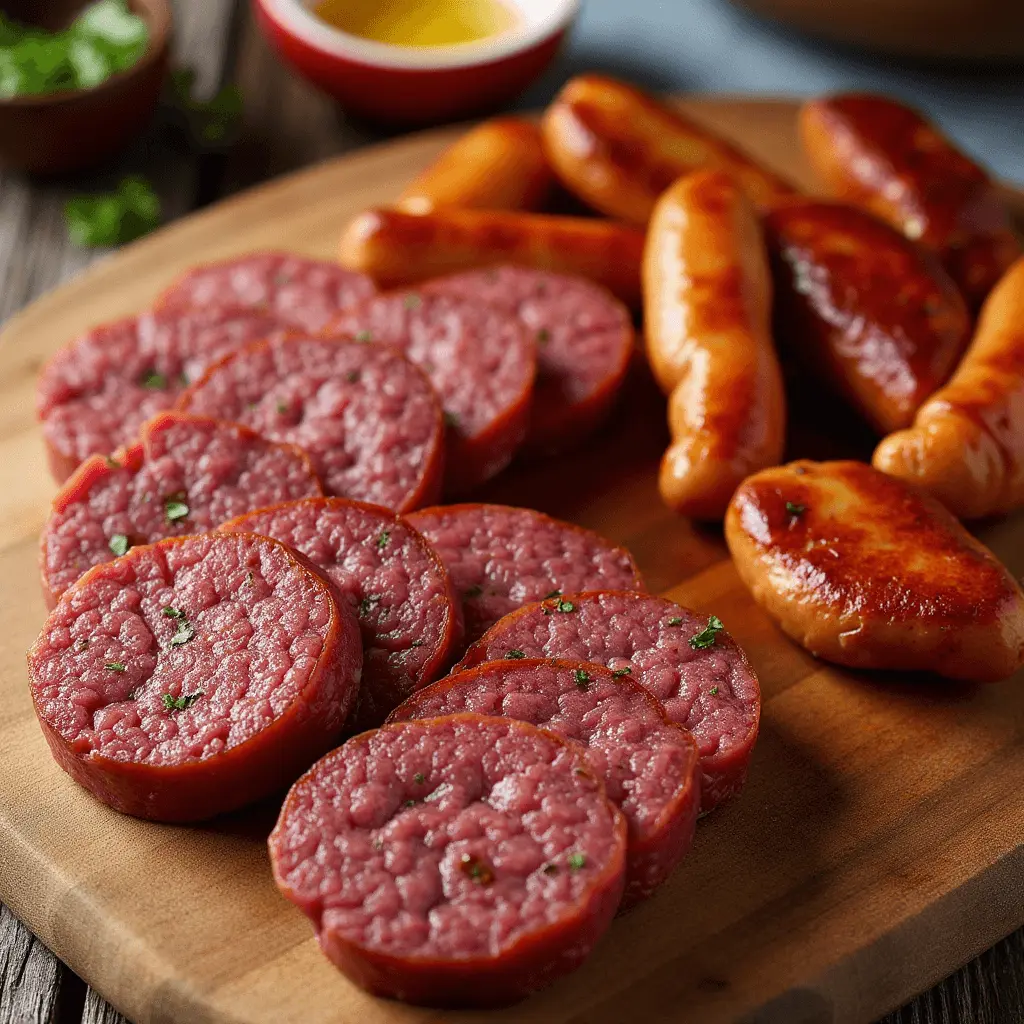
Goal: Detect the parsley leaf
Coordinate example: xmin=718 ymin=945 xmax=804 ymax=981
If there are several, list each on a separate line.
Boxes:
xmin=573 ymin=668 xmax=590 ymax=690
xmin=105 ymin=661 xmax=126 ymax=672
xmin=139 ymin=369 xmax=167 ymax=389
xmin=554 ymin=598 xmax=576 ymax=614
xmin=108 ymin=533 xmax=130 ymax=557
xmin=164 ymin=496 xmax=189 ymax=523
xmin=66 ymin=175 xmax=161 ymax=248
xmin=167 ymin=67 xmax=243 ymax=147
xmin=567 ymin=852 xmax=586 ymax=871
xmin=413 ymin=772 xmax=425 ymax=784
xmin=689 ymin=615 xmax=725 ymax=651
xmin=403 ymin=293 xmax=422 ymax=310
xmin=443 ymin=410 xmax=460 ymax=429
xmin=786 ymin=501 xmax=807 ymax=519
xmin=354 ymin=329 xmax=373 ymax=343
xmin=667 ymin=616 xmax=683 ymax=627
xmin=709 ymin=686 xmax=719 ymax=696
xmin=376 ymin=530 xmax=390 ymax=550
xmin=504 ymin=649 xmax=526 ymax=660
xmin=612 ymin=667 xmax=632 ymax=678
xmin=162 ymin=691 xmax=202 ymax=711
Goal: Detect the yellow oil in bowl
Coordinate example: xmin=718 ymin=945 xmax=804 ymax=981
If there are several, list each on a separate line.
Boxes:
xmin=313 ymin=0 xmax=521 ymax=48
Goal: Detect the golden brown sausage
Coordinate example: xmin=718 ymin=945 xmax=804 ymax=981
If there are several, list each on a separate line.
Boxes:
xmin=873 ymin=254 xmax=1024 ymax=519
xmin=725 ymin=459 xmax=1024 ymax=683
xmin=800 ymin=93 xmax=1022 ymax=311
xmin=643 ymin=170 xmax=785 ymax=520
xmin=338 ymin=207 xmax=646 ymax=308
xmin=396 ymin=118 xmax=553 ymax=214
xmin=764 ymin=201 xmax=971 ymax=434
xmin=541 ymin=74 xmax=798 ymax=225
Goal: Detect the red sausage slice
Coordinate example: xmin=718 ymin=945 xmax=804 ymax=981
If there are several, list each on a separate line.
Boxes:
xmin=388 ymin=659 xmax=699 ymax=906
xmin=157 ymin=251 xmax=377 ymax=332
xmin=454 ymin=590 xmax=760 ymax=813
xmin=28 ymin=532 xmax=362 ymax=822
xmin=269 ymin=714 xmax=626 ymax=1007
xmin=327 ymin=290 xmax=536 ymax=493
xmin=36 ymin=306 xmax=285 ymax=482
xmin=424 ymin=266 xmax=634 ymax=454
xmin=40 ymin=412 xmax=323 ymax=608
xmin=220 ymin=497 xmax=461 ymax=730
xmin=177 ymin=336 xmax=444 ymax=511
xmin=406 ymin=503 xmax=645 ymax=644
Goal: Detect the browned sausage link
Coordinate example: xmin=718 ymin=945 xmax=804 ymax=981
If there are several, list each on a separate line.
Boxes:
xmin=800 ymin=93 xmax=1022 ymax=311
xmin=764 ymin=201 xmax=971 ymax=435
xmin=396 ymin=118 xmax=554 ymax=214
xmin=644 ymin=170 xmax=785 ymax=520
xmin=873 ymin=255 xmax=1024 ymax=519
xmin=541 ymin=74 xmax=799 ymax=226
xmin=339 ymin=207 xmax=646 ymax=308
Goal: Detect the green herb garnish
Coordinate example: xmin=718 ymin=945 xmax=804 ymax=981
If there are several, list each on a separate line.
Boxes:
xmin=376 ymin=530 xmax=390 ymax=550
xmin=66 ymin=176 xmax=161 ymax=248
xmin=689 ymin=615 xmax=724 ymax=651
xmin=355 ymin=330 xmax=373 ymax=343
xmin=554 ymin=598 xmax=576 ymax=614
xmin=612 ymin=667 xmax=631 ymax=678
xmin=162 ymin=606 xmax=186 ymax=619
xmin=139 ymin=369 xmax=167 ymax=390
xmin=567 ymin=852 xmax=586 ymax=871
xmin=346 ymin=370 xmax=361 ymax=383
xmin=463 ymin=584 xmax=483 ymax=599
xmin=786 ymin=501 xmax=807 ymax=519
xmin=459 ymin=853 xmax=494 ymax=884
xmin=443 ymin=411 xmax=460 ymax=429
xmin=404 ymin=293 xmax=422 ymax=310
xmin=76 ymin=638 xmax=90 ymax=651
xmin=169 ymin=623 xmax=195 ymax=648
xmin=167 ymin=66 xmax=243 ymax=146
xmin=413 ymin=772 xmax=425 ymax=784
xmin=108 ymin=533 xmax=129 ymax=556
xmin=573 ymin=668 xmax=590 ymax=690
xmin=504 ymin=649 xmax=526 ymax=660
xmin=162 ymin=691 xmax=202 ymax=711
xmin=709 ymin=686 xmax=719 ymax=696
xmin=359 ymin=594 xmax=382 ymax=616
xmin=163 ymin=496 xmax=189 ymax=523
xmin=105 ymin=661 xmax=126 ymax=672
xmin=667 ymin=616 xmax=683 ymax=627
xmin=276 ymin=401 xmax=289 ymax=414
xmin=410 ymin=639 xmax=425 ymax=647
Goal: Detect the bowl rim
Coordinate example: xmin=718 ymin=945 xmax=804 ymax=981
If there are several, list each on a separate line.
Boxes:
xmin=0 ymin=0 xmax=172 ymax=110
xmin=256 ymin=0 xmax=581 ymax=71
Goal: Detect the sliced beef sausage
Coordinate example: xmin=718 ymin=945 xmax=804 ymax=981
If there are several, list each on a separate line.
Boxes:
xmin=327 ymin=290 xmax=536 ymax=493
xmin=36 ymin=306 xmax=284 ymax=482
xmin=269 ymin=714 xmax=627 ymax=1007
xmin=220 ymin=497 xmax=461 ymax=730
xmin=423 ymin=266 xmax=634 ymax=455
xmin=177 ymin=336 xmax=444 ymax=511
xmin=157 ymin=251 xmax=377 ymax=332
xmin=40 ymin=412 xmax=323 ymax=607
xmin=407 ymin=503 xmax=645 ymax=645
xmin=28 ymin=532 xmax=362 ymax=823
xmin=454 ymin=590 xmax=760 ymax=813
xmin=388 ymin=659 xmax=699 ymax=906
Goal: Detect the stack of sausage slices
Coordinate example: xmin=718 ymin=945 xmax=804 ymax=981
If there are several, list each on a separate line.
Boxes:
xmin=28 ymin=74 xmax=1024 ymax=1008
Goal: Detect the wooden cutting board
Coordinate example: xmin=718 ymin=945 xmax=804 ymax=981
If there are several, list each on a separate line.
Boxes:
xmin=2 ymin=98 xmax=1023 ymax=1024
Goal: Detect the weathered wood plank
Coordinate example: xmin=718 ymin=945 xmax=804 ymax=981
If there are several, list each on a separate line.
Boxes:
xmin=81 ymin=987 xmax=129 ymax=1024
xmin=0 ymin=904 xmax=63 ymax=1024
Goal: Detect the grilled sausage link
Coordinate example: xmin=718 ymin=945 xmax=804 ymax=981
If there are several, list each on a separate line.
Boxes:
xmin=800 ymin=93 xmax=1021 ymax=311
xmin=542 ymin=74 xmax=798 ymax=225
xmin=873 ymin=255 xmax=1024 ymax=519
xmin=644 ymin=170 xmax=785 ymax=520
xmin=397 ymin=118 xmax=553 ymax=214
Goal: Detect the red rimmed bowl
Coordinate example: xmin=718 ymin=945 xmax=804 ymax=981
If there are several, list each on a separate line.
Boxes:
xmin=252 ymin=0 xmax=580 ymax=125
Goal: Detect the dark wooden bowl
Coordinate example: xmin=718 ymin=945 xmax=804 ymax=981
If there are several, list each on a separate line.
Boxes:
xmin=0 ymin=0 xmax=172 ymax=175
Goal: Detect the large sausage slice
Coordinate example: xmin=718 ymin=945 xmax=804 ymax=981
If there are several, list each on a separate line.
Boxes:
xmin=765 ymin=201 xmax=970 ymax=434
xmin=388 ymin=659 xmax=699 ymax=907
xmin=645 ymin=169 xmax=786 ymax=519
xmin=220 ymin=497 xmax=461 ymax=729
xmin=873 ymin=255 xmax=1024 ymax=519
xmin=454 ymin=590 xmax=760 ymax=813
xmin=269 ymin=714 xmax=626 ymax=1007
xmin=541 ymin=74 xmax=798 ymax=225
xmin=40 ymin=412 xmax=322 ymax=607
xmin=177 ymin=336 xmax=444 ymax=511
xmin=800 ymin=93 xmax=1021 ymax=311
xmin=726 ymin=460 xmax=1024 ymax=682
xmin=406 ymin=503 xmax=644 ymax=644
xmin=29 ymin=532 xmax=362 ymax=822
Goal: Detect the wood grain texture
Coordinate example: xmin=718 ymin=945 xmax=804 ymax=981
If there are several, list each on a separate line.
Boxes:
xmin=0 ymin=905 xmax=63 ymax=1024
xmin=1 ymin=98 xmax=1024 ymax=1024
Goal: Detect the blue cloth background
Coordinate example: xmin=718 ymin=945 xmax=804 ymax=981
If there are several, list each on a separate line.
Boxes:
xmin=518 ymin=0 xmax=1023 ymax=182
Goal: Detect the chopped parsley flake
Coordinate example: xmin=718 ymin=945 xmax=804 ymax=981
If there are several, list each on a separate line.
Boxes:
xmin=276 ymin=401 xmax=288 ymax=414
xmin=359 ymin=594 xmax=382 ymax=616
xmin=786 ymin=501 xmax=807 ymax=519
xmin=413 ymin=772 xmax=425 ymax=784
xmin=554 ymin=598 xmax=576 ymax=614
xmin=567 ymin=852 xmax=586 ymax=871
xmin=164 ymin=496 xmax=189 ymax=523
xmin=667 ymin=616 xmax=683 ymax=627
xmin=709 ymin=686 xmax=719 ymax=696
xmin=612 ymin=667 xmax=631 ymax=678
xmin=689 ymin=615 xmax=724 ymax=651
xmin=443 ymin=410 xmax=460 ymax=429
xmin=140 ymin=369 xmax=167 ymax=390
xmin=76 ymin=638 xmax=90 ymax=651
xmin=346 ymin=370 xmax=361 ymax=384
xmin=403 ymin=798 xmax=418 ymax=808
xmin=410 ymin=639 xmax=425 ymax=647
xmin=162 ymin=691 xmax=202 ymax=711
xmin=169 ymin=623 xmax=195 ymax=648
xmin=355 ymin=329 xmax=373 ymax=343
xmin=404 ymin=293 xmax=422 ymax=310
xmin=504 ymin=649 xmax=526 ymax=660
xmin=573 ymin=668 xmax=590 ymax=690
xmin=376 ymin=530 xmax=391 ymax=550
xmin=162 ymin=606 xmax=186 ymax=619
xmin=459 ymin=853 xmax=494 ymax=884
xmin=105 ymin=661 xmax=126 ymax=672
xmin=108 ymin=533 xmax=130 ymax=557
xmin=245 ymin=570 xmax=255 ymax=585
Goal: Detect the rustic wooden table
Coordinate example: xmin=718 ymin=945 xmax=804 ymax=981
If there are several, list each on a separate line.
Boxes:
xmin=1 ymin=2 xmax=1023 ymax=1022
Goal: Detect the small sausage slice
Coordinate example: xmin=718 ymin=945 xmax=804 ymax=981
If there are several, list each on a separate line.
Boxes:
xmin=396 ymin=118 xmax=553 ymax=214
xmin=454 ymin=591 xmax=760 ymax=813
xmin=406 ymin=503 xmax=645 ymax=644
xmin=29 ymin=532 xmax=362 ymax=822
xmin=338 ymin=207 xmax=646 ymax=308
xmin=873 ymin=255 xmax=1024 ymax=519
xmin=156 ymin=251 xmax=377 ymax=332
xmin=645 ymin=170 xmax=786 ymax=520
xmin=388 ymin=660 xmax=700 ymax=907
xmin=269 ymin=714 xmax=627 ymax=1007
xmin=328 ymin=291 xmax=535 ymax=492
xmin=541 ymin=74 xmax=798 ymax=225
xmin=177 ymin=336 xmax=444 ymax=511
xmin=40 ymin=412 xmax=323 ymax=607
xmin=725 ymin=460 xmax=1024 ymax=682
xmin=423 ymin=266 xmax=634 ymax=454
xmin=220 ymin=497 xmax=461 ymax=729
xmin=765 ymin=201 xmax=970 ymax=434
xmin=800 ymin=93 xmax=1021 ymax=311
